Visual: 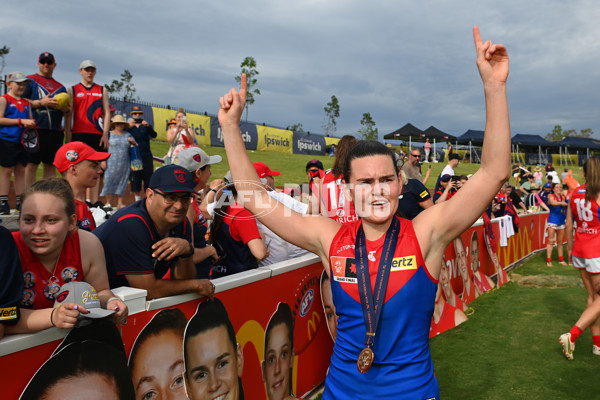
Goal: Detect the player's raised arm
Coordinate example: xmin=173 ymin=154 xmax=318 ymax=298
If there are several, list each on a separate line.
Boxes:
xmin=415 ymin=26 xmax=511 ymax=277
xmin=218 ymin=75 xmax=340 ymax=262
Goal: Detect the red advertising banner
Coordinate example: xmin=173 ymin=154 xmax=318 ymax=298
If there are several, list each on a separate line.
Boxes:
xmin=0 ymin=213 xmax=549 ymax=399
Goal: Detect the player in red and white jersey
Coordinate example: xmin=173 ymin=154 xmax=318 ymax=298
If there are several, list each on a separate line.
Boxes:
xmin=559 ymin=157 xmax=600 ymax=360
xmin=320 ymin=135 xmax=359 ymax=224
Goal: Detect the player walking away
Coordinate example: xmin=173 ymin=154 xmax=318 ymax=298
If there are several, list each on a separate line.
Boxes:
xmin=559 ymin=157 xmax=600 ymax=360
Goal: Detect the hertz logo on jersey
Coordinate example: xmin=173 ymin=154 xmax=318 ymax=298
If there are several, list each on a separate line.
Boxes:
xmin=390 ymin=255 xmax=418 ymax=271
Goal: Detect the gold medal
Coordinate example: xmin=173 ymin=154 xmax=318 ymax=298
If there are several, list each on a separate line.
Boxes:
xmin=357 ymin=347 xmax=374 ymax=373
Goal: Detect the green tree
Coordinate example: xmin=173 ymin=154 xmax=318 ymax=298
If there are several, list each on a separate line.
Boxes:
xmin=286 ymin=123 xmax=304 ymax=132
xmin=358 ymin=112 xmax=378 ymax=141
xmin=545 ymin=125 xmax=594 ymax=141
xmin=0 ymin=45 xmax=9 ymax=75
xmin=322 ymin=95 xmax=340 ymax=136
xmin=235 ymin=57 xmax=260 ymax=121
xmin=105 ymin=69 xmax=137 ymax=102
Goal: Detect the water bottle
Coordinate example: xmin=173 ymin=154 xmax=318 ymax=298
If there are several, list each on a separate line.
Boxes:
xmin=130 ymin=144 xmax=143 ymax=171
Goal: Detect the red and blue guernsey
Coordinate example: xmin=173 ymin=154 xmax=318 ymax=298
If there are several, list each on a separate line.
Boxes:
xmin=71 ymin=83 xmax=103 ymax=135
xmin=325 ymin=217 xmax=439 ymax=399
xmin=23 ymin=74 xmax=66 ymax=130
xmin=570 ymin=185 xmax=600 ymax=259
xmin=0 ymin=94 xmax=30 ymax=142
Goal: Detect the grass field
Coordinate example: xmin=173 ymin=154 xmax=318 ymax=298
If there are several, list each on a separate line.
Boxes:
xmin=430 ymin=248 xmax=599 ymax=399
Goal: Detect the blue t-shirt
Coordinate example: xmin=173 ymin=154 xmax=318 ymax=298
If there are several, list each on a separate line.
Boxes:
xmin=93 ymin=199 xmax=192 ymax=289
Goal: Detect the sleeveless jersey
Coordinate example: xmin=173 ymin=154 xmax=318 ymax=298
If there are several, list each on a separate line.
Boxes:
xmin=71 ymin=83 xmax=104 ymax=134
xmin=75 ymin=199 xmax=96 ymax=231
xmin=13 ymin=231 xmax=84 ymax=310
xmin=547 ymin=194 xmax=567 ymax=225
xmin=430 ymin=301 xmax=461 ymax=338
xmin=570 ymin=185 xmax=600 ymax=258
xmin=324 ymin=217 xmax=439 ymax=399
xmin=0 ymin=94 xmax=30 ymax=142
xmin=321 ymin=171 xmax=358 ymax=224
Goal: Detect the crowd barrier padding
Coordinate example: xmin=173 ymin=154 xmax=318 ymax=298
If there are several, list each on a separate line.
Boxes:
xmin=0 ymin=213 xmax=550 ymax=399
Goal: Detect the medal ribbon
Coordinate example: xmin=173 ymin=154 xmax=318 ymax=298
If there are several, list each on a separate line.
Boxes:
xmin=355 ymin=216 xmax=400 ymax=349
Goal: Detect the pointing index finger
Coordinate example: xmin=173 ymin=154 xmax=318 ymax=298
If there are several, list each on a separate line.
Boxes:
xmin=240 ymin=73 xmax=247 ymax=98
xmin=473 ymin=26 xmax=482 ymax=47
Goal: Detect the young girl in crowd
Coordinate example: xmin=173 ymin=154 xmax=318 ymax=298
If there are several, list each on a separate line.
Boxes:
xmin=6 ymin=178 xmax=127 ymax=334
xmin=546 ymin=182 xmax=568 ymax=266
xmin=100 ymin=114 xmax=137 ymax=209
xmin=0 ymin=72 xmax=36 ymax=215
xmin=218 ymin=27 xmax=510 ymax=399
xmin=560 ymin=157 xmax=600 ymax=360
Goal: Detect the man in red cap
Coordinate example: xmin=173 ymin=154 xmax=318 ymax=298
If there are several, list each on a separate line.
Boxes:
xmin=23 ymin=52 xmax=68 ymax=186
xmin=54 ymin=141 xmax=110 ymax=230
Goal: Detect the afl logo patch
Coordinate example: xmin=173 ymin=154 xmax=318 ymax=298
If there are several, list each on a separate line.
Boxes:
xmin=174 ymin=168 xmax=187 ymax=183
xmin=66 ymin=150 xmax=79 ymax=162
xmin=300 ymin=289 xmax=314 ymax=317
xmin=76 ymin=92 xmax=84 ymax=98
xmin=55 ymin=291 xmax=69 ymax=303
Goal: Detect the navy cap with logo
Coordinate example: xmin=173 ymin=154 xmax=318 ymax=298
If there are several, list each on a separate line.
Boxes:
xmin=306 ymin=159 xmax=324 ymax=171
xmin=38 ymin=52 xmax=55 ymax=64
xmin=149 ymin=164 xmax=196 ymax=193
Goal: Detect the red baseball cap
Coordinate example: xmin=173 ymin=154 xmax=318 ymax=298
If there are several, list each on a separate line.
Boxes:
xmin=54 ymin=142 xmax=110 ymax=173
xmin=253 ymin=162 xmax=280 ymax=178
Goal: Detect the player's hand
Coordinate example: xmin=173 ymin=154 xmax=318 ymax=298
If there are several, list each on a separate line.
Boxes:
xmin=218 ymin=73 xmax=247 ymax=130
xmin=152 ymin=237 xmax=191 ymax=261
xmin=41 ymin=94 xmax=59 ymax=109
xmin=107 ymin=298 xmax=128 ymax=324
xmin=197 ymin=279 xmax=216 ymax=300
xmin=52 ymin=303 xmax=87 ymax=329
xmin=473 ymin=26 xmax=509 ymax=86
xmin=22 ymin=119 xmax=36 ymax=128
xmin=99 ymin=135 xmax=109 ymax=150
xmin=142 ymin=120 xmax=149 ymax=127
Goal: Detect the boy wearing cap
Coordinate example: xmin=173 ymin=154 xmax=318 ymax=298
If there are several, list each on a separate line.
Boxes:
xmin=54 ymin=141 xmax=111 ymax=230
xmin=23 ymin=52 xmax=68 ymax=186
xmin=93 ymin=165 xmax=215 ymax=300
xmin=65 ymin=60 xmax=110 ymax=206
xmin=173 ymin=147 xmax=222 ymax=277
xmin=129 ymin=106 xmax=157 ymax=201
xmin=0 ymin=72 xmax=36 ymax=214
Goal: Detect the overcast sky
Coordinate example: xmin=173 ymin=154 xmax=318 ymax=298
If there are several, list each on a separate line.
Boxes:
xmin=2 ymin=0 xmax=599 ymax=141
